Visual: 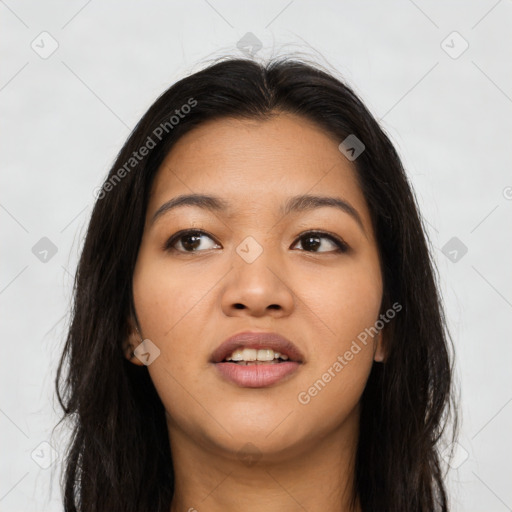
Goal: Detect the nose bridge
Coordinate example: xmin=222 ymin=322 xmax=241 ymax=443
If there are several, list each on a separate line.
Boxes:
xmin=220 ymin=232 xmax=294 ymax=316
xmin=233 ymin=232 xmax=282 ymax=288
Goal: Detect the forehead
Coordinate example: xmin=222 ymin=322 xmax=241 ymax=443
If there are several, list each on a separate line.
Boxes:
xmin=149 ymin=113 xmax=372 ymax=229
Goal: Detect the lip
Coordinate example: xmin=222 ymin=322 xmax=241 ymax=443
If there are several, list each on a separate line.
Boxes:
xmin=211 ymin=331 xmax=304 ymax=388
xmin=211 ymin=331 xmax=305 ymax=364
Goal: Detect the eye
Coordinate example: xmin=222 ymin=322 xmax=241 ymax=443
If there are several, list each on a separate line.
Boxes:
xmin=164 ymin=229 xmax=221 ymax=253
xmin=291 ymin=230 xmax=348 ymax=253
xmin=164 ymin=229 xmax=348 ymax=254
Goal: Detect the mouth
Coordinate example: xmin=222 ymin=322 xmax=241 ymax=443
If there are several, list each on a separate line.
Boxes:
xmin=211 ymin=331 xmax=304 ymax=388
xmin=224 ymin=347 xmax=291 ymax=364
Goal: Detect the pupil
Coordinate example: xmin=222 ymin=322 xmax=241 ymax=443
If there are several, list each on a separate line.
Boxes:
xmin=183 ymin=234 xmax=201 ymax=251
xmin=303 ymin=236 xmax=320 ymax=251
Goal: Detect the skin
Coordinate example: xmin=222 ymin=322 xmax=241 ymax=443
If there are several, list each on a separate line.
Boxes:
xmin=126 ymin=112 xmax=386 ymax=512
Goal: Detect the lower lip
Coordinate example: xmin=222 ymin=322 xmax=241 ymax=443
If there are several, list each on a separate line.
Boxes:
xmin=213 ymin=361 xmax=301 ymax=388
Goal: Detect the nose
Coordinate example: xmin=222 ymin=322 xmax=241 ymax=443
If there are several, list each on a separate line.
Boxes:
xmin=220 ymin=245 xmax=295 ymax=318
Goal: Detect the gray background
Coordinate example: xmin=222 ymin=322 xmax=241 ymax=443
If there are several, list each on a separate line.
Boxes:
xmin=1 ymin=1 xmax=511 ymax=510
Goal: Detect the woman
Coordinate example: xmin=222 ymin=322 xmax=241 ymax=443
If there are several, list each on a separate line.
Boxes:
xmin=55 ymin=56 xmax=457 ymax=511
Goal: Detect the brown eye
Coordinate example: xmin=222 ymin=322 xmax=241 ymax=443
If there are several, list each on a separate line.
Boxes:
xmin=292 ymin=231 xmax=348 ymax=253
xmin=164 ymin=230 xmax=220 ymax=253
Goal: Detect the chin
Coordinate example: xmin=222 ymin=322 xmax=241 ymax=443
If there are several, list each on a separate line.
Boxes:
xmin=210 ymin=427 xmax=308 ymax=465
xmin=201 ymin=406 xmax=310 ymax=454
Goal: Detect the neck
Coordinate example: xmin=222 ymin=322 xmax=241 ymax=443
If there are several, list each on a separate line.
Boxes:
xmin=168 ymin=410 xmax=361 ymax=512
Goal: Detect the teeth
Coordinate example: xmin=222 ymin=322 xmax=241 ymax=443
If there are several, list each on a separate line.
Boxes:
xmin=230 ymin=350 xmax=244 ymax=362
xmin=225 ymin=347 xmax=289 ymax=362
xmin=257 ymin=349 xmax=274 ymax=361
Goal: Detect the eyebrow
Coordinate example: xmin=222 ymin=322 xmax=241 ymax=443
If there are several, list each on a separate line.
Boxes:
xmin=151 ymin=193 xmax=366 ymax=235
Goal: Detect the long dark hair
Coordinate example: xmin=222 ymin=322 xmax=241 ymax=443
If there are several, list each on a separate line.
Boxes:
xmin=55 ymin=56 xmax=458 ymax=511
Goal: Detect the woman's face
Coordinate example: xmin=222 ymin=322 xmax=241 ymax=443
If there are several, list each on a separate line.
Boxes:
xmin=130 ymin=113 xmax=384 ymax=461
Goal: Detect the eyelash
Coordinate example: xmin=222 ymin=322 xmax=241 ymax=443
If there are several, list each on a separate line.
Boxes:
xmin=163 ymin=229 xmax=349 ymax=254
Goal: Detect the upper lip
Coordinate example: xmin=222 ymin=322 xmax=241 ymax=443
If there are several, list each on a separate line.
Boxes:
xmin=211 ymin=331 xmax=305 ymax=363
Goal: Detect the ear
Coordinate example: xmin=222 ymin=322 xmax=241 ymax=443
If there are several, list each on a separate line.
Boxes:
xmin=373 ymin=328 xmax=386 ymax=363
xmin=123 ymin=315 xmax=145 ymax=366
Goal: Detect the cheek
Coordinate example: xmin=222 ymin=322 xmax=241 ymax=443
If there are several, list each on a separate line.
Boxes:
xmin=299 ymin=256 xmax=382 ymax=352
xmin=293 ymin=257 xmax=382 ymax=412
xmin=131 ymin=250 xmax=218 ymax=429
xmin=132 ymin=247 xmax=215 ymax=342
